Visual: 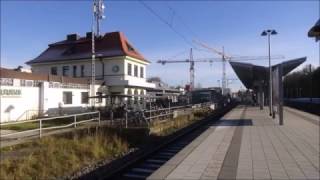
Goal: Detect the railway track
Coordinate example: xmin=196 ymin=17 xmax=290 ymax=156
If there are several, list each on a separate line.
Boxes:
xmin=116 ymin=121 xmax=212 ymax=180
xmin=78 ymin=103 xmax=236 ymax=180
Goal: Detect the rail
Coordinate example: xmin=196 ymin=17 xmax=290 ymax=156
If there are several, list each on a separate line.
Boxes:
xmin=0 ymin=111 xmax=100 ymax=139
xmin=94 ymin=102 xmax=236 ymax=180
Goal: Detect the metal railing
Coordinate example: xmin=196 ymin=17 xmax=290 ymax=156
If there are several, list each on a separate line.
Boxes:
xmin=148 ymin=102 xmax=211 ymax=120
xmin=15 ymin=109 xmax=41 ymax=122
xmin=0 ymin=111 xmax=100 ymax=139
xmin=144 ymin=105 xmax=188 ymax=121
xmin=120 ymin=102 xmax=211 ymax=128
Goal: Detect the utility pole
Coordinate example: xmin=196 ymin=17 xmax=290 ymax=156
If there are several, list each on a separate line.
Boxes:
xmin=309 ymin=64 xmax=313 ymax=102
xmin=222 ymin=46 xmax=226 ymax=95
xmin=91 ymin=0 xmax=105 ymax=108
xmin=189 ymin=48 xmax=195 ymax=90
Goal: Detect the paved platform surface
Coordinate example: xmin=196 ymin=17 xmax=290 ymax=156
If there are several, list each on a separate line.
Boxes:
xmin=148 ymin=106 xmax=320 ymax=180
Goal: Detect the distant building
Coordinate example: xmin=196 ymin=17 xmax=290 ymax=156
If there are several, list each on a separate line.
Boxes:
xmin=146 ymin=77 xmax=181 ymax=103
xmin=26 ymin=31 xmax=155 ymax=99
xmin=0 ymin=67 xmax=104 ymax=123
xmin=191 ymin=87 xmax=222 ymax=104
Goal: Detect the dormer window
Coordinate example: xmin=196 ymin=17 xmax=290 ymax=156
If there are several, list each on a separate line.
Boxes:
xmin=126 ymin=42 xmax=135 ymax=52
xmin=63 ymin=46 xmax=76 ymax=55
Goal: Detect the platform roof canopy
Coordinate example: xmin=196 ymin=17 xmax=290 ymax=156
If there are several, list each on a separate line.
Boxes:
xmin=308 ymin=19 xmax=320 ymax=41
xmin=229 ymin=57 xmax=306 ymax=90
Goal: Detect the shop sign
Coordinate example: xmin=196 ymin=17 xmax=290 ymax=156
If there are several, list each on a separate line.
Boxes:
xmin=0 ymin=89 xmax=22 ymax=97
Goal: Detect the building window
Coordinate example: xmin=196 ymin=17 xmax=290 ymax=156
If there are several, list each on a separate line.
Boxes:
xmin=127 ymin=63 xmax=132 ymax=76
xmin=140 ymin=66 xmax=144 ymax=78
xmin=73 ymin=65 xmax=77 ymax=77
xmin=0 ymin=78 xmax=13 ymax=86
xmin=96 ymin=92 xmax=102 ymax=103
xmin=51 ymin=67 xmax=57 ymax=75
xmin=134 ymin=65 xmax=138 ymax=77
xmin=25 ymin=80 xmax=34 ymax=87
xmin=62 ymin=66 xmax=69 ymax=76
xmin=81 ymin=92 xmax=89 ymax=104
xmin=20 ymin=80 xmax=26 ymax=86
xmin=63 ymin=91 xmax=72 ymax=104
xmin=81 ymin=65 xmax=85 ymax=77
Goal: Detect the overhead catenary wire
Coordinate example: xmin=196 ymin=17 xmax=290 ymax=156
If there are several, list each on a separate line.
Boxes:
xmin=140 ymin=1 xmax=216 ymax=61
xmin=165 ymin=3 xmax=200 ymax=40
xmin=166 ymin=49 xmax=190 ymax=60
xmin=139 ymin=1 xmax=196 ymax=48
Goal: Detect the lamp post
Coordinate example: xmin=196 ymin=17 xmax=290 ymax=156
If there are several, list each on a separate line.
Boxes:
xmin=261 ymin=29 xmax=277 ymax=117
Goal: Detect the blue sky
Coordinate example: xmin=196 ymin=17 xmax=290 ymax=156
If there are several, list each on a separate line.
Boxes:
xmin=1 ymin=0 xmax=319 ymax=91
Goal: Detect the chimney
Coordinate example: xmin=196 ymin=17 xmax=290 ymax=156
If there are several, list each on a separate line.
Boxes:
xmin=86 ymin=32 xmax=92 ymax=39
xmin=66 ymin=34 xmax=80 ymax=41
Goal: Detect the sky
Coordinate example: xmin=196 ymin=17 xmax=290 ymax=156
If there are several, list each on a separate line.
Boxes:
xmin=1 ymin=0 xmax=319 ymax=91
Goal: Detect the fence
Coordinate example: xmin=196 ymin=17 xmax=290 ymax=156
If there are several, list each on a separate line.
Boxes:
xmin=120 ymin=102 xmax=212 ymax=128
xmin=0 ymin=111 xmax=100 ymax=139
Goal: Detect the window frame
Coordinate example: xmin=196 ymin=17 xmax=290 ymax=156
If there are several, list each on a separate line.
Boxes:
xmin=73 ymin=65 xmax=77 ymax=77
xmin=62 ymin=66 xmax=69 ymax=76
xmin=80 ymin=65 xmax=85 ymax=77
xmin=63 ymin=91 xmax=72 ymax=104
xmin=127 ymin=63 xmax=132 ymax=76
xmin=134 ymin=65 xmax=138 ymax=77
xmin=140 ymin=66 xmax=144 ymax=78
xmin=51 ymin=67 xmax=58 ymax=75
xmin=81 ymin=92 xmax=89 ymax=104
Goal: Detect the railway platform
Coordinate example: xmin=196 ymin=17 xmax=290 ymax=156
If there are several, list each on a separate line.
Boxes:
xmin=147 ymin=106 xmax=320 ymax=180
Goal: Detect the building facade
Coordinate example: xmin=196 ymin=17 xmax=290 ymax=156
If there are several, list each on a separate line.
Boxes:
xmin=0 ymin=68 xmax=104 ymax=123
xmin=26 ymin=31 xmax=155 ymax=99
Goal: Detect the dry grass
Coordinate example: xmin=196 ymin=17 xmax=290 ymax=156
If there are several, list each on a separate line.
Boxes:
xmin=0 ymin=128 xmax=128 ymax=180
xmin=0 ymin=108 xmax=212 ymax=179
xmin=150 ymin=108 xmax=212 ymax=136
xmin=193 ymin=107 xmax=212 ymax=119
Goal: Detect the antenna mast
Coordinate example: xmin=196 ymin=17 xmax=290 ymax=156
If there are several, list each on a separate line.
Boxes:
xmin=91 ymin=0 xmax=105 ymax=107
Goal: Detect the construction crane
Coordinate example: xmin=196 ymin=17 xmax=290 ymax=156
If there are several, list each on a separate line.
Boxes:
xmin=158 ymin=48 xmax=284 ymax=94
xmin=192 ymin=39 xmax=284 ymax=95
xmin=158 ymin=48 xmax=215 ymax=91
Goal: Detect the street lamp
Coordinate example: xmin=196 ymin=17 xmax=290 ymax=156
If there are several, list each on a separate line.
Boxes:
xmin=261 ymin=29 xmax=277 ymax=117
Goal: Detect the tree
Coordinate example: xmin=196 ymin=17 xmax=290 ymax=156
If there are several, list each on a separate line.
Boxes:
xmin=283 ymin=64 xmax=320 ymax=98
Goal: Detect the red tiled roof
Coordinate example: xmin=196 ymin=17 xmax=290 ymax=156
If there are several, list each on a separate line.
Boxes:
xmin=26 ymin=31 xmax=148 ymax=65
xmin=0 ymin=67 xmax=89 ymax=84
